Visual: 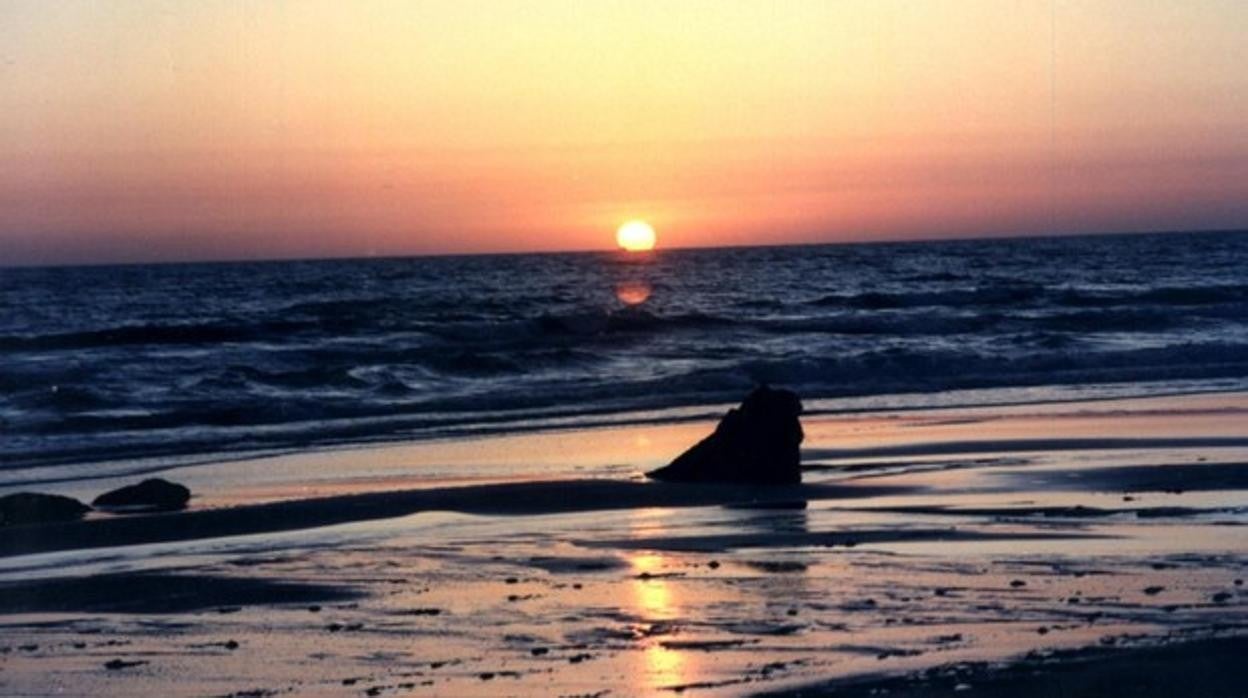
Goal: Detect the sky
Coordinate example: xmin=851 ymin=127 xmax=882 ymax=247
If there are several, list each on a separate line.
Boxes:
xmin=1 ymin=1 xmax=1246 ymax=265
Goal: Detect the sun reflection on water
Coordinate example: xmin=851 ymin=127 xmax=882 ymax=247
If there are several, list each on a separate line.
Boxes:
xmin=628 ymin=549 xmax=692 ymax=690
xmin=615 ymin=280 xmax=652 ymax=305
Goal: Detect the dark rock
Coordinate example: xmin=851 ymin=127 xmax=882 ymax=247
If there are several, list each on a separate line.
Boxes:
xmin=104 ymin=658 xmax=147 ymax=670
xmin=0 ymin=492 xmax=90 ymax=527
xmin=92 ymin=478 xmax=190 ymax=512
xmin=400 ymin=607 xmax=441 ymax=616
xmin=646 ymin=385 xmax=804 ymax=484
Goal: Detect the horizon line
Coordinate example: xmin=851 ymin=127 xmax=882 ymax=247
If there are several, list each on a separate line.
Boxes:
xmin=3 ymin=225 xmax=1245 ymax=271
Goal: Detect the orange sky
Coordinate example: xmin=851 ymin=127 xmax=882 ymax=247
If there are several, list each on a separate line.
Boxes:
xmin=2 ymin=1 xmax=1246 ymax=264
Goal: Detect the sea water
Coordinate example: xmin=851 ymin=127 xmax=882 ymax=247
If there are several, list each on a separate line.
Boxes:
xmin=2 ymin=230 xmax=1246 ymax=472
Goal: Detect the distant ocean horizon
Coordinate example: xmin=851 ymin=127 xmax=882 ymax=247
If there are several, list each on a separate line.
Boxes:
xmin=3 ymin=229 xmax=1247 ymax=477
xmin=6 ymin=227 xmax=1247 ymax=270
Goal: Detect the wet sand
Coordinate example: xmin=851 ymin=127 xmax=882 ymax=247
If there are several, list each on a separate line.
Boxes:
xmin=760 ymin=635 xmax=1248 ymax=697
xmin=0 ymin=392 xmax=1245 ymax=696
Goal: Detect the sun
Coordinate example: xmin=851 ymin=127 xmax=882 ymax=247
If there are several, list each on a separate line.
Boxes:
xmin=616 ymin=220 xmax=657 ymax=252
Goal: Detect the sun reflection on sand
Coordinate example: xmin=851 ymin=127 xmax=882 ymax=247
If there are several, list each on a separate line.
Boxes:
xmin=631 ymin=552 xmax=675 ymax=618
xmin=631 ymin=552 xmax=688 ymax=687
xmin=629 ymin=548 xmax=691 ymax=690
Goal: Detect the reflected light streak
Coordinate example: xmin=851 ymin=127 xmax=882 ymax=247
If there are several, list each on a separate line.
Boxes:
xmin=615 ymin=280 xmax=652 ymax=305
xmin=629 ymin=549 xmax=690 ymax=689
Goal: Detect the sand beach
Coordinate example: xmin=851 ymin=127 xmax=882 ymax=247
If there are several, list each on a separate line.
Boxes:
xmin=2 ymin=391 xmax=1245 ymax=696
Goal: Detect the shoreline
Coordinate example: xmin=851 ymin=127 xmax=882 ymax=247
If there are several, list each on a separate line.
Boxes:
xmin=5 ymin=390 xmax=1248 ymax=558
xmin=5 ymin=378 xmax=1246 ymax=483
xmin=1 ymin=389 xmax=1244 ymax=696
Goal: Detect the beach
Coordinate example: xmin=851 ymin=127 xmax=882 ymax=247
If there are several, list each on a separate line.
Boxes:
xmin=5 ymin=0 xmax=1248 ymax=694
xmin=2 ymin=390 xmax=1245 ymax=696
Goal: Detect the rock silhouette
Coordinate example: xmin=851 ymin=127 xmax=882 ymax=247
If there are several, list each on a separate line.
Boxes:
xmin=0 ymin=492 xmax=91 ymax=527
xmin=647 ymin=386 xmax=804 ymax=484
xmin=93 ymin=478 xmax=191 ymax=512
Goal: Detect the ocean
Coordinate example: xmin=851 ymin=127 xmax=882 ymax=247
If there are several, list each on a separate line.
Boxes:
xmin=2 ymin=230 xmax=1247 ymax=474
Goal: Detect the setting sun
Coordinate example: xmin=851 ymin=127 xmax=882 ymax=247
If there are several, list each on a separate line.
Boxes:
xmin=616 ymin=221 xmax=657 ymax=252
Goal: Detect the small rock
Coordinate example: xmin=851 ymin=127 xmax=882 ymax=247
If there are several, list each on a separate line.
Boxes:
xmin=1212 ymin=592 xmax=1232 ymax=603
xmin=402 ymin=608 xmax=441 ymax=616
xmin=1143 ymin=586 xmax=1165 ymax=596
xmin=1009 ymin=579 xmax=1026 ymax=588
xmin=104 ymin=658 xmax=147 ymax=670
xmin=93 ymin=478 xmax=190 ymax=512
xmin=530 ymin=647 xmax=549 ymax=656
xmin=708 ymin=560 xmax=721 ymax=569
xmin=0 ymin=492 xmax=90 ymax=527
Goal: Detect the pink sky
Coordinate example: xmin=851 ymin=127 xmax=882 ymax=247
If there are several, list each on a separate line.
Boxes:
xmin=2 ymin=1 xmax=1246 ymax=265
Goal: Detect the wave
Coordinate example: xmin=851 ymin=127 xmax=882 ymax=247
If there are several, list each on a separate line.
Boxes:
xmin=1030 ymin=308 xmax=1179 ymax=332
xmin=9 ymin=337 xmax=1247 ymax=453
xmin=6 ymin=283 xmax=1238 ymax=358
xmin=1053 ymin=283 xmax=1248 ymax=308
xmin=809 ymin=285 xmax=1046 ymax=310
xmin=0 ymin=320 xmax=315 ymax=352
xmin=809 ymin=283 xmax=1248 ymax=312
